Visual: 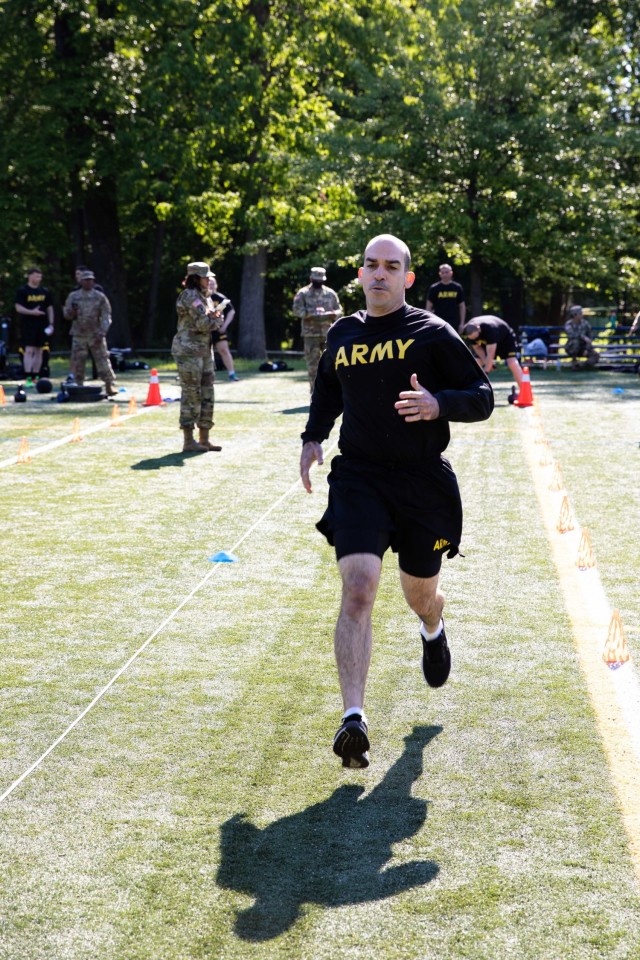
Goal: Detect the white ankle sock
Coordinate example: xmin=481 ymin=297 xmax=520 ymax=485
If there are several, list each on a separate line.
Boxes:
xmin=421 ymin=619 xmax=443 ymax=641
xmin=343 ymin=706 xmax=367 ymax=723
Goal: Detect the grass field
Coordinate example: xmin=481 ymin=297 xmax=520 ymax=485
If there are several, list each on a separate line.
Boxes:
xmin=1 ymin=359 xmax=639 ymax=960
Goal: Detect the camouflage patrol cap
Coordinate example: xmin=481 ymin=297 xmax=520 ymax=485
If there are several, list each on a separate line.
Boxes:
xmin=79 ymin=270 xmax=95 ymax=280
xmin=187 ymin=261 xmax=214 ymax=278
xmin=568 ymin=305 xmax=583 ymax=316
xmin=310 ymin=267 xmax=327 ymax=281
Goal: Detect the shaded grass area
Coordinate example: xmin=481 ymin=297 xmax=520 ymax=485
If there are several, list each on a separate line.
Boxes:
xmin=0 ymin=366 xmax=639 ymax=959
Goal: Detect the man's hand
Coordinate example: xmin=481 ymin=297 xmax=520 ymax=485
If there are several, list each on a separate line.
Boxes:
xmin=300 ymin=441 xmax=324 ymax=493
xmin=395 ymin=373 xmax=440 ymax=422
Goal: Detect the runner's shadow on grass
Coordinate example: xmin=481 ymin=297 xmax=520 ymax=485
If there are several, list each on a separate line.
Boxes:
xmin=217 ymin=724 xmax=441 ymax=941
xmin=130 ymin=451 xmax=206 ymax=470
xmin=281 ymin=405 xmax=310 ymax=415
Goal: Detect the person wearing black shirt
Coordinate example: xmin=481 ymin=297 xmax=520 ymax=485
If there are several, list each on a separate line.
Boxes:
xmin=208 ymin=274 xmax=239 ymax=381
xmin=462 ymin=315 xmax=524 ymax=391
xmin=300 ymin=235 xmax=493 ymax=769
xmin=426 ymin=264 xmax=466 ymax=332
xmin=15 ymin=267 xmax=55 ymax=377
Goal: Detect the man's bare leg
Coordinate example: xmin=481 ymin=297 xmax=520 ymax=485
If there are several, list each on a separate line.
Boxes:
xmin=400 ymin=568 xmax=451 ymax=688
xmin=332 ymin=553 xmax=382 ymax=768
xmin=335 ymin=553 xmax=382 ymax=712
xmin=400 ymin=569 xmax=444 ymax=632
xmin=507 ymin=356 xmax=524 ymax=387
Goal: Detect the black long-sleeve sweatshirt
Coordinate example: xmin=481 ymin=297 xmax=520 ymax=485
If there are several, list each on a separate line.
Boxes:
xmin=301 ymin=304 xmax=494 ymax=465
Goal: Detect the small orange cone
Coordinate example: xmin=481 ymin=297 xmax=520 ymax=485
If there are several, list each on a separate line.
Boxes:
xmin=539 ymin=440 xmax=552 ymax=466
xmin=514 ymin=367 xmax=534 ymax=407
xmin=0 ymin=385 xmax=6 ymax=406
xmin=556 ymin=495 xmax=574 ymax=533
xmin=143 ymin=369 xmax=164 ymax=406
xmin=17 ymin=437 xmax=31 ymax=463
xmin=110 ymin=404 xmax=122 ymax=427
xmin=71 ymin=417 xmax=83 ymax=442
xmin=603 ymin=610 xmax=630 ymax=669
xmin=576 ymin=528 xmax=597 ymax=570
xmin=548 ymin=463 xmax=564 ymax=491
xmin=127 ymin=396 xmax=137 ymax=415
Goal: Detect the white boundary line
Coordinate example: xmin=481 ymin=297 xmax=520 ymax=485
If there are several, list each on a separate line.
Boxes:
xmin=0 ymin=405 xmax=157 ymax=469
xmin=519 ymin=404 xmax=640 ymax=879
xmin=0 ymin=441 xmax=336 ymax=805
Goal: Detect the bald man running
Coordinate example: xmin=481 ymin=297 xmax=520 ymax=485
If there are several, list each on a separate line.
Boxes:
xmin=300 ymin=234 xmax=494 ymax=768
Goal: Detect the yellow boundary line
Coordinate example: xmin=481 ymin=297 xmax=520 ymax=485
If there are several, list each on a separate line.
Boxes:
xmin=518 ymin=402 xmax=640 ymax=882
xmin=0 ymin=404 xmax=160 ymax=469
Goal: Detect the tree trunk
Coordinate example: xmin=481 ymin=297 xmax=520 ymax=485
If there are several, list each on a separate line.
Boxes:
xmin=145 ymin=219 xmax=166 ymax=346
xmin=84 ymin=181 xmax=131 ymax=347
xmin=469 ymin=253 xmax=484 ymax=317
xmin=238 ymin=245 xmax=267 ymax=358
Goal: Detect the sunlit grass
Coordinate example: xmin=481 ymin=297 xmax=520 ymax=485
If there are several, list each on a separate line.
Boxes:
xmin=0 ymin=362 xmax=639 ymax=959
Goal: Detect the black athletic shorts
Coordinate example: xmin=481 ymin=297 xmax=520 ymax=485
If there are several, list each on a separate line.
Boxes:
xmin=316 ymin=454 xmax=463 ymax=579
xmin=211 ymin=331 xmax=228 ymax=345
xmin=495 ymin=329 xmax=517 ymax=360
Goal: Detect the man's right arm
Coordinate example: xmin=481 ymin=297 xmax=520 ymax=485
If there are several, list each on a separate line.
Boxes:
xmin=292 ymin=291 xmax=307 ymax=319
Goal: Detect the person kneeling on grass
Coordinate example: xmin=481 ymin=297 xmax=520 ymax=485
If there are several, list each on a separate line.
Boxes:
xmin=300 ymin=234 xmax=494 ymax=770
xmin=563 ymin=305 xmax=600 ymax=370
xmin=462 ymin=316 xmax=524 ymax=395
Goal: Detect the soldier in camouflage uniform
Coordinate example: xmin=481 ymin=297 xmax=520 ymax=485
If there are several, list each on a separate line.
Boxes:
xmin=564 ymin=305 xmax=600 ymax=369
xmin=292 ymin=266 xmax=342 ymax=391
xmin=63 ymin=270 xmax=117 ymax=396
xmin=172 ymin=261 xmax=225 ymax=453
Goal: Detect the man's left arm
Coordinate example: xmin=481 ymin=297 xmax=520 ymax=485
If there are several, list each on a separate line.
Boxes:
xmin=429 ymin=335 xmax=494 ymax=423
xmin=99 ymin=295 xmax=113 ymax=334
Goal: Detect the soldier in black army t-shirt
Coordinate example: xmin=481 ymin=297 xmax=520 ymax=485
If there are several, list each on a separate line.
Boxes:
xmin=426 ymin=263 xmax=466 ymax=332
xmin=14 ymin=267 xmax=55 ymax=378
xmin=300 ymin=235 xmax=493 ymax=770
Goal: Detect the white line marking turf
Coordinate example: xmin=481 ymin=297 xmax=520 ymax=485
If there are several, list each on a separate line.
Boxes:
xmin=0 ymin=405 xmax=155 ymax=468
xmin=0 ymin=441 xmax=337 ymax=805
xmin=519 ymin=403 xmax=640 ymax=880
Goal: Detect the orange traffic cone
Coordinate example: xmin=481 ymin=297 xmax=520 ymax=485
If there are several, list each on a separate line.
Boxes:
xmin=143 ymin=369 xmax=164 ymax=406
xmin=110 ymin=404 xmax=122 ymax=427
xmin=514 ymin=367 xmax=534 ymax=407
xmin=71 ymin=417 xmax=83 ymax=442
xmin=539 ymin=440 xmax=552 ymax=466
xmin=556 ymin=495 xmax=574 ymax=533
xmin=17 ymin=437 xmax=31 ymax=463
xmin=0 ymin=385 xmax=6 ymax=405
xmin=602 ymin=610 xmax=630 ymax=668
xmin=576 ymin=528 xmax=596 ymax=570
xmin=127 ymin=396 xmax=137 ymax=415
xmin=549 ymin=463 xmax=564 ymax=491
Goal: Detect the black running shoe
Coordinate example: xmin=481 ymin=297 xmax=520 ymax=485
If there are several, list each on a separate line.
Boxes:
xmin=333 ymin=714 xmax=370 ymax=769
xmin=421 ymin=621 xmax=451 ymax=688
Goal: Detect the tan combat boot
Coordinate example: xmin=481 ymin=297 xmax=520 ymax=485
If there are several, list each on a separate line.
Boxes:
xmin=105 ymin=382 xmax=118 ymax=397
xmin=182 ymin=427 xmax=207 ymax=452
xmin=198 ymin=428 xmax=222 ymax=452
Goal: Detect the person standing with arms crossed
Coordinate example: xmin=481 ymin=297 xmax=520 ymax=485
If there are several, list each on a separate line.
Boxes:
xmin=426 ymin=263 xmax=466 ymax=333
xmin=292 ymin=266 xmax=342 ymax=391
xmin=300 ymin=235 xmax=494 ymax=769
